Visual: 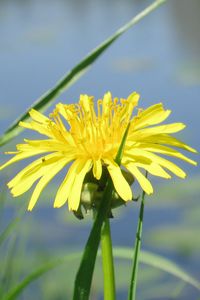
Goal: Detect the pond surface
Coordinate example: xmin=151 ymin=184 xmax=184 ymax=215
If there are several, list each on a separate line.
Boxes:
xmin=0 ymin=0 xmax=200 ymax=299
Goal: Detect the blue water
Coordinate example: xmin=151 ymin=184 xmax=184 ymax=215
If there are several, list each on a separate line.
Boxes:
xmin=0 ymin=1 xmax=200 ymax=299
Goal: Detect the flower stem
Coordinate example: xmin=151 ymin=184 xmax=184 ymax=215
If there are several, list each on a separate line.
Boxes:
xmin=73 ymin=124 xmax=131 ymax=300
xmin=128 ymin=190 xmax=146 ymax=300
xmin=101 ymin=218 xmax=116 ymax=300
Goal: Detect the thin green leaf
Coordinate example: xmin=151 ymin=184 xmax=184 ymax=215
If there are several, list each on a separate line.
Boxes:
xmin=72 ymin=179 xmax=114 ymax=300
xmin=72 ymin=123 xmax=131 ymax=300
xmin=0 ymin=217 xmax=20 ymax=247
xmin=0 ymin=205 xmax=25 ymax=247
xmin=2 ymin=253 xmax=80 ymax=300
xmin=0 ymin=207 xmax=26 ymax=298
xmin=113 ymin=247 xmax=200 ymax=291
xmin=3 ymin=247 xmax=200 ymax=300
xmin=1 ymin=237 xmax=18 ymax=297
xmin=0 ymin=0 xmax=167 ymax=147
xmin=0 ymin=188 xmax=6 ymax=223
xmin=128 ymin=187 xmax=146 ymax=300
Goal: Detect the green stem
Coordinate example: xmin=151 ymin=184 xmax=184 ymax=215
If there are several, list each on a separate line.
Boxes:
xmin=73 ymin=124 xmax=131 ymax=300
xmin=101 ymin=218 xmax=116 ymax=300
xmin=128 ymin=190 xmax=146 ymax=300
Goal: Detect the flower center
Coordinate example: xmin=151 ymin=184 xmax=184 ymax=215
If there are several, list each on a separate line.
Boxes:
xmin=54 ymin=92 xmax=139 ymax=160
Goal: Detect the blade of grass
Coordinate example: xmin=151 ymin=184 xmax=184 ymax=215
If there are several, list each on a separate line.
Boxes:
xmin=0 ymin=187 xmax=6 ymax=224
xmin=1 ymin=237 xmax=18 ymax=297
xmin=127 ymin=188 xmax=146 ymax=300
xmin=0 ymin=205 xmax=25 ymax=247
xmin=72 ymin=176 xmax=114 ymax=300
xmin=113 ymin=247 xmax=200 ymax=291
xmin=2 ymin=253 xmax=81 ymax=300
xmin=72 ymin=123 xmax=130 ymax=300
xmin=0 ymin=0 xmax=167 ymax=147
xmin=3 ymin=246 xmax=200 ymax=300
xmin=0 ymin=217 xmax=20 ymax=247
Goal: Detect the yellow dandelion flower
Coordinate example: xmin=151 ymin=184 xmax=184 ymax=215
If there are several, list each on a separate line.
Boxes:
xmin=0 ymin=92 xmax=197 ymax=211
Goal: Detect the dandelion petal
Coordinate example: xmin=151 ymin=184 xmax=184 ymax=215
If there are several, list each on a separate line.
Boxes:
xmin=68 ymin=159 xmax=92 ymax=211
xmin=28 ymin=159 xmax=69 ymax=211
xmin=125 ymin=163 xmax=153 ymax=195
xmin=104 ymin=159 xmax=132 ymax=201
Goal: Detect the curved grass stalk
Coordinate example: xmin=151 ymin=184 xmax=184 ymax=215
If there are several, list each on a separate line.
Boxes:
xmin=128 ymin=190 xmax=146 ymax=300
xmin=72 ymin=124 xmax=130 ymax=300
xmin=0 ymin=0 xmax=167 ymax=147
xmin=3 ymin=246 xmax=200 ymax=300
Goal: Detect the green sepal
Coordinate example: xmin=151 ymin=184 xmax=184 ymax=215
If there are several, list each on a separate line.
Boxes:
xmin=75 ymin=168 xmax=135 ymax=219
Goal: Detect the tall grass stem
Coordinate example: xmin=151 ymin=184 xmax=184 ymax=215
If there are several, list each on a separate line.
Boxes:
xmin=128 ymin=189 xmax=146 ymax=300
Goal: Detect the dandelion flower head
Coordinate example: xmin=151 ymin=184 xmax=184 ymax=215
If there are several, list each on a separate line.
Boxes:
xmin=0 ymin=92 xmax=197 ymax=211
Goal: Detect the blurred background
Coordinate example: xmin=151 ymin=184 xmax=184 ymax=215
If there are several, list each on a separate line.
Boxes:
xmin=0 ymin=0 xmax=200 ymax=299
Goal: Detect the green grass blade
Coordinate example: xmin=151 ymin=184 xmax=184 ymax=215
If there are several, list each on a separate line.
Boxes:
xmin=1 ymin=237 xmax=18 ymax=297
xmin=0 ymin=217 xmax=20 ymax=247
xmin=72 ymin=124 xmax=130 ymax=300
xmin=113 ymin=247 xmax=200 ymax=291
xmin=0 ymin=205 xmax=25 ymax=247
xmin=0 ymin=0 xmax=167 ymax=147
xmin=2 ymin=253 xmax=81 ymax=300
xmin=0 ymin=188 xmax=6 ymax=224
xmin=127 ymin=188 xmax=146 ymax=300
xmin=72 ymin=178 xmax=114 ymax=300
xmin=3 ymin=246 xmax=199 ymax=300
